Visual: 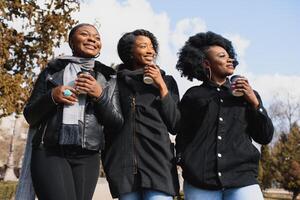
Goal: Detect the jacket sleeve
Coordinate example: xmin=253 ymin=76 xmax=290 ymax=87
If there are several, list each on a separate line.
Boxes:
xmin=93 ymin=77 xmax=124 ymax=132
xmin=247 ymin=91 xmax=274 ymax=145
xmin=23 ymin=69 xmax=58 ymax=126
xmin=159 ymin=76 xmax=181 ymax=135
xmin=175 ymin=92 xmax=195 ymax=156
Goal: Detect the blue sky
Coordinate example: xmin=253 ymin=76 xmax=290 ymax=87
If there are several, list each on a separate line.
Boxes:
xmin=147 ymin=0 xmax=300 ymax=75
xmin=55 ymin=0 xmax=300 ymax=104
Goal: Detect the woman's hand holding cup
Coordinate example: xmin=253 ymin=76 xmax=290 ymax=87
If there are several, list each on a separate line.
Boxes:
xmin=75 ymin=71 xmax=102 ymax=99
xmin=143 ymin=62 xmax=155 ymax=84
xmin=230 ymin=75 xmax=259 ymax=109
xmin=230 ymin=75 xmax=244 ymax=97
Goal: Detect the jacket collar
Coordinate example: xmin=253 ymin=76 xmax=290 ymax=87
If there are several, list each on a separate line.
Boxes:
xmin=47 ymin=58 xmax=115 ymax=75
xmin=46 ymin=59 xmax=115 ymax=86
xmin=203 ymin=78 xmax=231 ymax=90
xmin=117 ymin=64 xmax=166 ymax=77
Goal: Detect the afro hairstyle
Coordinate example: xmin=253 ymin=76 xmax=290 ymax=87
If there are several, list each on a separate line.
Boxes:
xmin=176 ymin=31 xmax=238 ymax=81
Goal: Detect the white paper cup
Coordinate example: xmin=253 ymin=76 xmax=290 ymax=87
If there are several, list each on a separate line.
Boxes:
xmin=143 ymin=75 xmax=153 ymax=84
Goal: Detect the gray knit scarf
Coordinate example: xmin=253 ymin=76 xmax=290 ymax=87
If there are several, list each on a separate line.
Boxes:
xmin=57 ymin=56 xmax=95 ymax=145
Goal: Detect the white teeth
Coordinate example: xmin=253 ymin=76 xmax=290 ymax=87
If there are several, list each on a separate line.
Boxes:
xmin=85 ymin=45 xmax=95 ymax=49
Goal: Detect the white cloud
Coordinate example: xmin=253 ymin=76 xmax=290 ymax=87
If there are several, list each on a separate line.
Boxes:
xmin=55 ymin=0 xmax=199 ymax=97
xmin=226 ymin=34 xmax=250 ymax=75
xmin=249 ymin=74 xmax=300 ymax=106
xmin=71 ymin=0 xmax=171 ymax=66
xmin=228 ymin=34 xmax=250 ymax=57
xmin=53 ymin=0 xmax=300 ymax=103
xmin=171 ymin=18 xmax=207 ymax=50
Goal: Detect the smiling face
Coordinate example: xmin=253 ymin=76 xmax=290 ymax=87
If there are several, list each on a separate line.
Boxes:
xmin=203 ymin=45 xmax=235 ymax=84
xmin=70 ymin=25 xmax=101 ymax=58
xmin=132 ymin=35 xmax=156 ymax=69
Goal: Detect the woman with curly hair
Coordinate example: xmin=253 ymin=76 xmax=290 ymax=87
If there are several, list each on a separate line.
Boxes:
xmin=175 ymin=31 xmax=274 ymax=200
xmin=102 ymin=29 xmax=180 ymax=200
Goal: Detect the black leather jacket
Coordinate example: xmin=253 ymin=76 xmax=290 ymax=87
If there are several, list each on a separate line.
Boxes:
xmin=24 ymin=59 xmax=123 ymax=151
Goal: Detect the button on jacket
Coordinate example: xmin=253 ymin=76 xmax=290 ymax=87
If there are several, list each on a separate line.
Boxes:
xmin=176 ymin=80 xmax=274 ymax=190
xmin=24 ymin=59 xmax=123 ymax=151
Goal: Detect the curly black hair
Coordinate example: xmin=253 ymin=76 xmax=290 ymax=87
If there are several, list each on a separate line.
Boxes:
xmin=117 ymin=29 xmax=159 ymax=67
xmin=176 ymin=31 xmax=238 ymax=81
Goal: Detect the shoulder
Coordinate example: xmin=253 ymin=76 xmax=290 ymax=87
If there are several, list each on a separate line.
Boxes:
xmin=184 ymin=84 xmax=204 ymax=95
xmin=94 ymin=61 xmax=116 ymax=79
xmin=47 ymin=58 xmax=68 ymax=71
xmin=160 ymin=68 xmax=176 ymax=85
xmin=164 ymin=75 xmax=177 ymax=85
xmin=36 ymin=59 xmax=67 ymax=79
xmin=181 ymin=84 xmax=206 ymax=102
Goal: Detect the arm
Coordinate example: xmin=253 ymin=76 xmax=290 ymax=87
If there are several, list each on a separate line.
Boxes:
xmin=175 ymin=88 xmax=210 ymax=163
xmin=23 ymin=69 xmax=58 ymax=126
xmin=159 ymin=76 xmax=181 ymax=135
xmin=247 ymin=91 xmax=274 ymax=144
xmin=234 ymin=77 xmax=274 ymax=144
xmin=175 ymin=93 xmax=196 ymax=155
xmin=93 ymin=77 xmax=124 ymax=132
xmin=24 ymin=67 xmax=78 ymax=126
xmin=75 ymin=72 xmax=123 ymax=131
xmin=144 ymin=64 xmax=180 ymax=133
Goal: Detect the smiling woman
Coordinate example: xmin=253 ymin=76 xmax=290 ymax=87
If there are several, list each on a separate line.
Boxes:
xmin=102 ymin=29 xmax=180 ymax=199
xmin=69 ymin=24 xmax=102 ymax=58
xmin=175 ymin=31 xmax=274 ymax=200
xmin=16 ymin=23 xmax=123 ymax=200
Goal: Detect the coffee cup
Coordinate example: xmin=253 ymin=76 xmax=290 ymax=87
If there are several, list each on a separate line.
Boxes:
xmin=143 ymin=75 xmax=153 ymax=84
xmin=76 ymin=70 xmax=91 ymax=94
xmin=230 ymin=75 xmax=244 ymax=97
xmin=143 ymin=63 xmax=155 ymax=84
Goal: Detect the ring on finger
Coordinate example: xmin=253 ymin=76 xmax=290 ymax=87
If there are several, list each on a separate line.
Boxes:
xmin=63 ymin=89 xmax=72 ymax=97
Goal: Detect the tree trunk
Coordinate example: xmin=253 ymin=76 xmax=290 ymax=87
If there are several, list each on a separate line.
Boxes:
xmin=3 ymin=114 xmax=18 ymax=181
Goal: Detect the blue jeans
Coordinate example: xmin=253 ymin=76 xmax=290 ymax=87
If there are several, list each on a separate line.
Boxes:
xmin=184 ymin=181 xmax=264 ymax=200
xmin=119 ymin=189 xmax=173 ymax=200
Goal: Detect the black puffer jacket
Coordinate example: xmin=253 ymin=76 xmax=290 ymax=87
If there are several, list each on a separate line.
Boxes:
xmin=24 ymin=59 xmax=123 ymax=151
xmin=102 ymin=66 xmax=180 ymax=198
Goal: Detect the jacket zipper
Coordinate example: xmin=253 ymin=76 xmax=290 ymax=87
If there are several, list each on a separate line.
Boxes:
xmin=40 ymin=122 xmax=47 ymax=146
xmin=41 ymin=74 xmax=57 ymax=147
xmin=131 ymin=96 xmax=138 ymax=174
xmin=82 ymin=101 xmax=88 ymax=148
xmin=40 ymin=102 xmax=59 ymax=147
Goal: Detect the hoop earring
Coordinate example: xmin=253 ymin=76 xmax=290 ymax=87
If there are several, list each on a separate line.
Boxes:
xmin=205 ymin=67 xmax=212 ymax=80
xmin=95 ymin=52 xmax=101 ymax=58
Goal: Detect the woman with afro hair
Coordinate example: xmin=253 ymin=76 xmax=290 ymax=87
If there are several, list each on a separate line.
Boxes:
xmin=102 ymin=29 xmax=180 ymax=200
xmin=175 ymin=31 xmax=274 ymax=200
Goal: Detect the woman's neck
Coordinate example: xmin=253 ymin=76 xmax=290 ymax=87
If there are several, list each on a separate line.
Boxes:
xmin=211 ymin=76 xmax=227 ymax=86
xmin=131 ymin=64 xmax=143 ymax=71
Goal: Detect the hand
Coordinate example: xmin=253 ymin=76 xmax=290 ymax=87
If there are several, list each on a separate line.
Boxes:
xmin=52 ymin=86 xmax=78 ymax=105
xmin=144 ymin=64 xmax=168 ymax=98
xmin=233 ymin=77 xmax=259 ymax=108
xmin=75 ymin=73 xmax=103 ymax=98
